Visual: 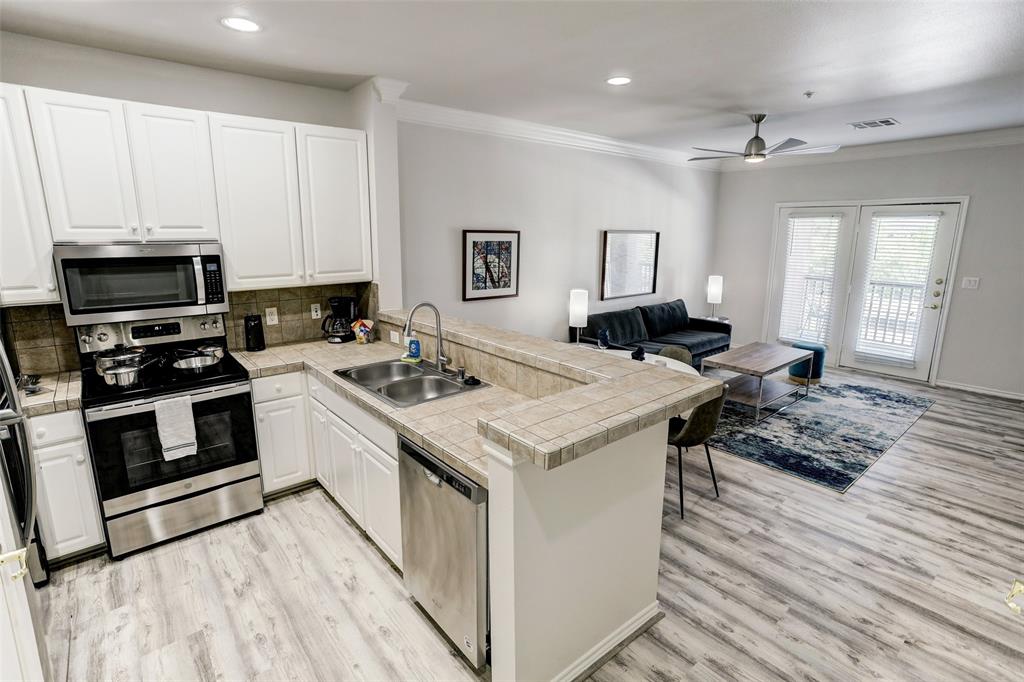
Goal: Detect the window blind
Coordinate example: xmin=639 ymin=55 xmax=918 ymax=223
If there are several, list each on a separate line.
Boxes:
xmin=778 ymin=215 xmax=842 ymax=344
xmin=853 ymin=214 xmax=941 ymax=364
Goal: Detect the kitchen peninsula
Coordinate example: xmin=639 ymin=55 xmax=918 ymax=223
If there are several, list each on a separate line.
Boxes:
xmin=236 ymin=308 xmax=723 ymax=681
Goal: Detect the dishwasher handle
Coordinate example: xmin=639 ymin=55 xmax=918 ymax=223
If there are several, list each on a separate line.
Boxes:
xmin=399 ymin=435 xmax=487 ymax=505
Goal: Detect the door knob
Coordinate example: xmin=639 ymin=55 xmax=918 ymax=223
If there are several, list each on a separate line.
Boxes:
xmin=145 ymin=225 xmax=154 ymax=233
xmin=34 ymin=428 xmax=45 ymax=439
xmin=926 ymin=303 xmax=940 ymax=310
xmin=932 ymin=291 xmax=942 ymax=297
xmin=130 ymin=225 xmax=139 ymax=233
xmin=935 ymin=277 xmax=945 ymax=285
xmin=258 ymin=414 xmax=266 ymax=422
xmin=75 ymin=454 xmax=85 ymax=464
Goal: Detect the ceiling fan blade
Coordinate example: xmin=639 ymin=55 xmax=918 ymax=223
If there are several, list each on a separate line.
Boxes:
xmin=688 ymin=155 xmax=737 ymax=161
xmin=692 ymin=146 xmax=744 ymax=156
xmin=771 ymin=144 xmax=842 ymax=156
xmin=764 ymin=137 xmax=806 ymax=154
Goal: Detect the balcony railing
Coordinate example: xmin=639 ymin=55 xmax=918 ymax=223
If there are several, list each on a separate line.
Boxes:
xmin=856 ymin=280 xmax=923 ymax=357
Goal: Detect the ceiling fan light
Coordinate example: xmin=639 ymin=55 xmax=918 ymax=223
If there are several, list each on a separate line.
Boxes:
xmin=744 ymin=154 xmax=766 ymax=163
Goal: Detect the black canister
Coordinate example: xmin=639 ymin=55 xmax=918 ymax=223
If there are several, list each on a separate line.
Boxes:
xmin=244 ymin=313 xmax=266 ymax=352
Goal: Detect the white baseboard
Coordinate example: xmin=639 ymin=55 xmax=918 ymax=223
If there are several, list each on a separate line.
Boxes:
xmin=934 ymin=380 xmax=1024 ymax=402
xmin=552 ymin=600 xmax=661 ymax=682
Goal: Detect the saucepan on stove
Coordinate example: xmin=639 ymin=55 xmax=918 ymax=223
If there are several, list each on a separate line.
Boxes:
xmin=99 ymin=357 xmax=162 ymax=387
xmin=94 ymin=345 xmax=162 ymax=387
xmin=173 ymin=344 xmax=224 ymax=372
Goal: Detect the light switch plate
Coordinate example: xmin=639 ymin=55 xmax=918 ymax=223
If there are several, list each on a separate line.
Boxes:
xmin=961 ymin=277 xmax=980 ymax=290
xmin=389 ymin=330 xmax=400 ymax=344
xmin=265 ymin=307 xmax=279 ymax=325
xmin=310 ymin=303 xmax=321 ymax=319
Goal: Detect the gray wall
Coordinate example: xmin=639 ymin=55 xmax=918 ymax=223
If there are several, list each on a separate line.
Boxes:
xmin=397 ymin=122 xmax=719 ymax=340
xmin=713 ymin=143 xmax=1024 ymax=397
xmin=0 ymin=31 xmax=354 ymax=126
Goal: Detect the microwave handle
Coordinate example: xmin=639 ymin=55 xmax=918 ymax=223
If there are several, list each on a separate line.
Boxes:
xmin=85 ymin=381 xmax=251 ymax=423
xmin=194 ymin=256 xmax=206 ymax=306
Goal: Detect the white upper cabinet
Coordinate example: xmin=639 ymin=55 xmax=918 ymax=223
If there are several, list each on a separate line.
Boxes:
xmin=209 ymin=113 xmax=304 ymax=290
xmin=296 ymin=124 xmax=373 ymax=283
xmin=0 ymin=84 xmax=58 ymax=305
xmin=125 ymin=102 xmax=220 ymax=242
xmin=25 ymin=87 xmax=141 ymax=243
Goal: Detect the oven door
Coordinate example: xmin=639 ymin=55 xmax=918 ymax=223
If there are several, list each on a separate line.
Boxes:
xmin=84 ymin=381 xmax=260 ymax=517
xmin=53 ymin=244 xmax=218 ymax=325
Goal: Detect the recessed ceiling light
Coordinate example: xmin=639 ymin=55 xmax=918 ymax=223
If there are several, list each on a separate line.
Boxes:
xmin=606 ymin=76 xmax=632 ymax=86
xmin=220 ymin=17 xmax=261 ymax=32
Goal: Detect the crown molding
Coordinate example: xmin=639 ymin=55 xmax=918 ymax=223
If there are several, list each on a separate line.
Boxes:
xmin=370 ymin=77 xmax=410 ymax=105
xmin=396 ymin=99 xmax=708 ymax=170
xmin=720 ymin=126 xmax=1024 ymax=172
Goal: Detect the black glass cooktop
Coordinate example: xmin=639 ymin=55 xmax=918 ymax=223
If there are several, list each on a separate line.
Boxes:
xmin=80 ymin=339 xmax=250 ymax=409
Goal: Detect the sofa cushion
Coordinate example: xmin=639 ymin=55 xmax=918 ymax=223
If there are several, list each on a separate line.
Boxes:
xmin=651 ymin=330 xmax=730 ymax=356
xmin=583 ymin=308 xmax=649 ymax=346
xmin=638 ymin=299 xmax=690 ymax=338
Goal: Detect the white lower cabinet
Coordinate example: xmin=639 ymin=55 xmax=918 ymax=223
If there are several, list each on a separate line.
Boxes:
xmin=358 ymin=435 xmax=403 ymax=567
xmin=308 ymin=377 xmax=402 ymax=568
xmin=30 ymin=412 xmax=104 ymax=559
xmin=253 ymin=377 xmax=314 ymax=495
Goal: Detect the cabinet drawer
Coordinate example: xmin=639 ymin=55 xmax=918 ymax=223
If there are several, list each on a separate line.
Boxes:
xmin=28 ymin=410 xmax=86 ymax=448
xmin=252 ymin=373 xmax=305 ymax=403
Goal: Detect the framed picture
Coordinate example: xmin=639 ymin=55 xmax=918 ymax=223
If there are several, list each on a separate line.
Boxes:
xmin=462 ymin=230 xmax=521 ymax=301
xmin=600 ymin=230 xmax=660 ymax=300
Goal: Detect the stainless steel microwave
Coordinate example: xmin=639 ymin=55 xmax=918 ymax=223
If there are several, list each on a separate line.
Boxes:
xmin=53 ymin=244 xmax=229 ymax=326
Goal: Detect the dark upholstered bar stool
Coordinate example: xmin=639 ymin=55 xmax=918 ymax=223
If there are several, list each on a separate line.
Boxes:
xmin=667 ymin=386 xmax=728 ymax=518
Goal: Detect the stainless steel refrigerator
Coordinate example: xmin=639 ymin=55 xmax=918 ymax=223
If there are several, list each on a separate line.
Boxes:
xmin=0 ymin=309 xmax=50 ymax=680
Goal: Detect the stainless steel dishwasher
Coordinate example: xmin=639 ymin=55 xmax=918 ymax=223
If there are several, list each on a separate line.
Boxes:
xmin=399 ymin=436 xmax=488 ymax=669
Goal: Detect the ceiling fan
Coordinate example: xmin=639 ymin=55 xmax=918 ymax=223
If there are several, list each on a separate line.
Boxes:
xmin=689 ymin=114 xmax=841 ymax=163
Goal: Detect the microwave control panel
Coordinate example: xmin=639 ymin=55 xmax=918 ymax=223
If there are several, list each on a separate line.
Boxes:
xmin=201 ymin=257 xmax=226 ymax=304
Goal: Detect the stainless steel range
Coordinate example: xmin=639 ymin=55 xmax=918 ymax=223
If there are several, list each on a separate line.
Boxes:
xmin=77 ymin=315 xmax=263 ymax=558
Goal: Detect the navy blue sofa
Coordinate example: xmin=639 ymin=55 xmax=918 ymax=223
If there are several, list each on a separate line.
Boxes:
xmin=575 ymin=299 xmax=731 ymax=367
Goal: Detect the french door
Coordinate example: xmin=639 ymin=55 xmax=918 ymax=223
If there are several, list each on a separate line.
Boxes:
xmin=838 ymin=204 xmax=960 ymax=380
xmin=769 ymin=201 xmax=963 ymax=382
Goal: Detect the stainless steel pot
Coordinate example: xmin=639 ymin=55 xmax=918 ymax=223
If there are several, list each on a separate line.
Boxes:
xmin=100 ymin=356 xmax=160 ymax=387
xmin=94 ymin=345 xmax=145 ymax=374
xmin=173 ymin=355 xmax=221 ymax=372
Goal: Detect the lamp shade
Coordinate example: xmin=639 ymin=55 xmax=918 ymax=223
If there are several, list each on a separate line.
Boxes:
xmin=568 ymin=289 xmax=589 ymax=327
xmin=706 ymin=275 xmax=724 ymax=305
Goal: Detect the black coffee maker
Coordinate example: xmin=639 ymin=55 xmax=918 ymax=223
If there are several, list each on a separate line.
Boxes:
xmin=322 ymin=296 xmax=357 ymax=343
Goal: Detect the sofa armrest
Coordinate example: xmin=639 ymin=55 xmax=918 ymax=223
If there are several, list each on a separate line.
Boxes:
xmin=687 ymin=317 xmax=733 ymax=336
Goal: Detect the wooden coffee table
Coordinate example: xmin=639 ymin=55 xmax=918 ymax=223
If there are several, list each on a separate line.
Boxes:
xmin=700 ymin=342 xmax=814 ymax=423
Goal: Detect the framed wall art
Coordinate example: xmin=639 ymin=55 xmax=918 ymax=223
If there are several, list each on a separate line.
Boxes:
xmin=462 ymin=230 xmax=521 ymax=301
xmin=600 ymin=230 xmax=660 ymax=300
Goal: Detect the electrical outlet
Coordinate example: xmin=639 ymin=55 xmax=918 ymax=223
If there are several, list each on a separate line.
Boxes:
xmin=310 ymin=303 xmax=321 ymax=319
xmin=389 ymin=330 xmax=400 ymax=344
xmin=961 ymin=277 xmax=980 ymax=290
xmin=265 ymin=307 xmax=279 ymax=325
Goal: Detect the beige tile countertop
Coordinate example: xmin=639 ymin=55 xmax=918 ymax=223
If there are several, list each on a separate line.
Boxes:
xmin=239 ymin=310 xmax=723 ymax=487
xmin=18 ymin=372 xmax=82 ymax=417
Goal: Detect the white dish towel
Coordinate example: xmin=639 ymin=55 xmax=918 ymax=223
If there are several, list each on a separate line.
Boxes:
xmin=155 ymin=395 xmax=197 ymax=460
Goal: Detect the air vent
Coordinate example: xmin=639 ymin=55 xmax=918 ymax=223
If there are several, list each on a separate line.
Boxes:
xmin=849 ymin=118 xmax=900 ymax=130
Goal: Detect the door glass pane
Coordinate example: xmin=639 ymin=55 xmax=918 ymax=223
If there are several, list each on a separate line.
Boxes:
xmin=63 ymin=257 xmax=197 ymax=314
xmin=853 ymin=214 xmax=940 ymax=363
xmin=778 ymin=215 xmax=842 ymax=343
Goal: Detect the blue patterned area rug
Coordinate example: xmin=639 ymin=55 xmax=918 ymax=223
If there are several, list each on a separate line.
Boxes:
xmin=708 ymin=378 xmax=934 ymax=493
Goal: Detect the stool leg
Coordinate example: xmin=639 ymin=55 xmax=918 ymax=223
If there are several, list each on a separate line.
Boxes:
xmin=676 ymin=445 xmax=684 ymax=519
xmin=704 ymin=443 xmax=719 ymax=498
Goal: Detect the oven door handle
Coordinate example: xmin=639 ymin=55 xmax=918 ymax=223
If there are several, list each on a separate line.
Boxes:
xmin=85 ymin=381 xmax=251 ymax=422
xmin=194 ymin=256 xmax=206 ymax=306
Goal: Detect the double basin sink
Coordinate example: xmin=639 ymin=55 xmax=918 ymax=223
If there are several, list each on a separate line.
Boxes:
xmin=335 ymin=360 xmax=487 ymax=408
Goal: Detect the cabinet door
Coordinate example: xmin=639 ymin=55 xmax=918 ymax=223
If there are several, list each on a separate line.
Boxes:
xmin=309 ymin=399 xmax=333 ymax=493
xmin=255 ymin=395 xmax=312 ymax=494
xmin=0 ymin=84 xmax=58 ymax=305
xmin=359 ymin=436 xmax=402 ymax=568
xmin=35 ymin=439 xmax=104 ymax=559
xmin=25 ymin=87 xmax=141 ymax=242
xmin=209 ymin=113 xmax=304 ymax=290
xmin=327 ymin=411 xmax=363 ymax=527
xmin=296 ymin=124 xmax=372 ymax=284
xmin=125 ymin=102 xmax=220 ymax=242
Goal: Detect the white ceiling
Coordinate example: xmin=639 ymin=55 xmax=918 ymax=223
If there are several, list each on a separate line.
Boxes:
xmin=2 ymin=1 xmax=1023 ymax=156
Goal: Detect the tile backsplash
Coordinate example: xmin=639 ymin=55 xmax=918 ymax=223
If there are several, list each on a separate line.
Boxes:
xmin=225 ymin=282 xmax=377 ymax=350
xmin=1 ymin=281 xmax=377 ymax=374
xmin=1 ymin=304 xmax=79 ymax=375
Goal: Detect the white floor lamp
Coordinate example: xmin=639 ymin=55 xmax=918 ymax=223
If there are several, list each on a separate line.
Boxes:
xmin=569 ymin=289 xmax=588 ymax=344
xmin=707 ymin=275 xmax=723 ymax=320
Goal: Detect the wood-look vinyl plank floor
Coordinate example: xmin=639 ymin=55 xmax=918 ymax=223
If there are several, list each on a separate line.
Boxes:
xmin=41 ymin=369 xmax=1023 ymax=681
